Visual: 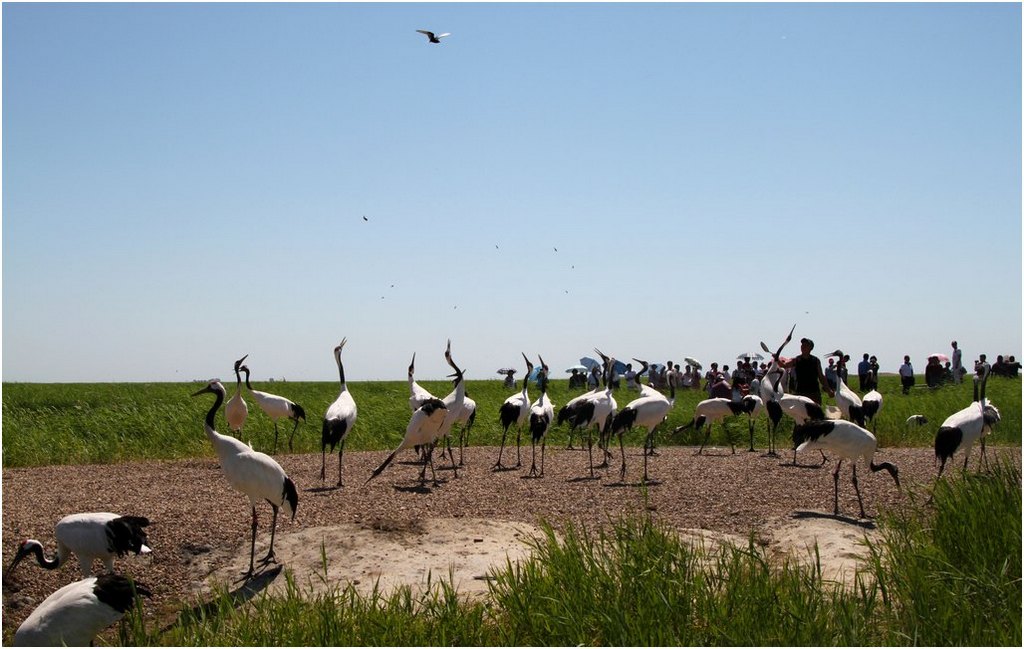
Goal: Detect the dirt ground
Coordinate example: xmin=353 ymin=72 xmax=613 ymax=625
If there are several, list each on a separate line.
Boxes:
xmin=2 ymin=444 xmax=1018 ymax=637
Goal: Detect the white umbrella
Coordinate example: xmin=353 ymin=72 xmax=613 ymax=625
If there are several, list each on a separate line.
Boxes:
xmin=564 ymin=364 xmax=588 ymax=373
xmin=736 ymin=352 xmax=765 ymax=361
xmin=684 ymin=356 xmax=702 ymax=369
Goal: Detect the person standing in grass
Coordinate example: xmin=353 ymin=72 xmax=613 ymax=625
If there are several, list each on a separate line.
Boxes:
xmin=951 ymin=340 xmax=963 ymax=384
xmin=857 ymin=353 xmax=871 ymax=391
xmin=780 ymin=337 xmax=834 ymax=405
xmin=899 ymin=355 xmax=915 ymax=394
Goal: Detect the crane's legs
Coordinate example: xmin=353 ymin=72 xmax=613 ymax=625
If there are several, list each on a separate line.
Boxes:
xmin=832 ymin=460 xmax=843 ymax=515
xmin=515 ymin=430 xmax=522 ymax=467
xmin=493 ymin=427 xmax=510 ymax=470
xmin=643 ymin=426 xmax=658 ymax=483
xmin=337 ymin=438 xmax=346 ymax=487
xmin=272 ymin=422 xmax=280 ymax=454
xmin=851 ymin=464 xmax=866 ymax=518
xmin=696 ymin=424 xmax=711 ymax=456
xmin=528 ymin=439 xmax=539 ymax=477
xmin=258 ymin=505 xmax=280 ymax=566
xmin=748 ymin=418 xmax=756 ymax=452
xmin=244 ymin=506 xmax=258 ymax=579
xmin=287 ymin=418 xmax=300 ymax=453
xmin=618 ymin=429 xmax=628 ymax=481
xmin=587 ymin=427 xmax=595 ymax=478
xmin=566 ymin=427 xmax=575 ymax=450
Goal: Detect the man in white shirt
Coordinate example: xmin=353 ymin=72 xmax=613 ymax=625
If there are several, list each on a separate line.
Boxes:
xmin=899 ymin=355 xmax=915 ymax=394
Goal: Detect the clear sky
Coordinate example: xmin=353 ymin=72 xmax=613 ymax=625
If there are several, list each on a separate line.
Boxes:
xmin=3 ymin=2 xmax=1021 ymax=383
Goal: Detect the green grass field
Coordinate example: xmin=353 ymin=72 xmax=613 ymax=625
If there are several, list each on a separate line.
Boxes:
xmin=2 ymin=375 xmax=1020 ymax=468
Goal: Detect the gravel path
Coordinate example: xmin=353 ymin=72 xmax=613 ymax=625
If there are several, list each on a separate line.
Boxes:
xmin=2 ymin=444 xmax=1019 ymax=638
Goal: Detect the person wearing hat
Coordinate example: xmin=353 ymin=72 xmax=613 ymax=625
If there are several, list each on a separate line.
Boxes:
xmin=780 ymin=337 xmax=834 ymax=405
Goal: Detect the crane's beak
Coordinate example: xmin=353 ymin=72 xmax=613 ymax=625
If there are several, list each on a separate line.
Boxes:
xmin=191 ymin=385 xmax=214 ymax=397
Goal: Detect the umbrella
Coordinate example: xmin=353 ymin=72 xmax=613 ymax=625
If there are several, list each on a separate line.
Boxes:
xmin=579 ymin=357 xmax=601 ymax=371
xmin=564 ymin=364 xmax=588 ymax=374
xmin=496 ymin=368 xmax=516 ymax=376
xmin=684 ymin=356 xmax=702 ymax=369
xmin=611 ymin=359 xmax=628 ymax=375
xmin=527 ymin=366 xmax=542 ymax=382
xmin=928 ymin=353 xmax=950 ymax=363
xmin=736 ymin=352 xmax=765 ymax=361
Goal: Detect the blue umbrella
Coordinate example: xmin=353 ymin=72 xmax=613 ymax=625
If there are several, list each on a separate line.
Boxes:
xmin=579 ymin=357 xmax=601 ymax=371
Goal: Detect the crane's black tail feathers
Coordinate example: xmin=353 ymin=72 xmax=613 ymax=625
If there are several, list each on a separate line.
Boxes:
xmin=365 ymin=449 xmax=400 ymax=485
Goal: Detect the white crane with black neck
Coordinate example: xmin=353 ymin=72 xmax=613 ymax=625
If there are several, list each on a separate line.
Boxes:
xmin=192 ymin=379 xmax=298 ymax=579
xmin=366 ymin=341 xmax=465 ymax=486
xmin=321 ymin=339 xmax=357 ymax=487
xmin=571 ymin=349 xmax=619 ymax=477
xmin=4 ymin=513 xmax=150 ymax=585
xmin=792 ymin=419 xmax=900 ymax=518
xmin=496 ymin=353 xmax=534 ymax=470
xmin=934 ymin=367 xmax=1000 ymax=476
xmin=13 ymin=574 xmax=152 ymax=647
xmin=240 ymin=365 xmax=306 ymax=454
xmin=610 ymin=358 xmax=676 ymax=483
xmin=526 ymin=357 xmax=554 ymax=478
xmin=225 ymin=354 xmax=249 ymax=436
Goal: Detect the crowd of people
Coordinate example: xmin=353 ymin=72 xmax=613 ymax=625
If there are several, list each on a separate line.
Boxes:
xmin=556 ymin=338 xmax=1019 ymax=400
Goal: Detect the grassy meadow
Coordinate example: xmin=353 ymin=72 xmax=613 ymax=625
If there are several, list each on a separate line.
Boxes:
xmin=3 ymin=375 xmax=1020 ymax=646
xmin=2 ymin=374 xmax=1020 ymax=468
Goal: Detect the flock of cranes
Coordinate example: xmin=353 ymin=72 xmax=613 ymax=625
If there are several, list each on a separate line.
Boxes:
xmin=2 ymin=331 xmax=1004 ymax=646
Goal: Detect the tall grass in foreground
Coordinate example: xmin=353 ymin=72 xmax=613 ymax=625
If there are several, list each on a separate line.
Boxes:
xmin=866 ymin=461 xmax=1022 ymax=646
xmin=4 ymin=375 xmax=1020 ymax=468
xmin=119 ymin=462 xmax=1021 ymax=646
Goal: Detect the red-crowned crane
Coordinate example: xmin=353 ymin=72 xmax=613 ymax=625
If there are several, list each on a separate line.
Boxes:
xmin=407 ymin=353 xmax=437 ymax=412
xmin=442 ymin=387 xmax=476 ymax=467
xmin=756 ymin=324 xmax=796 ymax=456
xmin=862 ymin=388 xmax=882 ymax=435
xmin=571 ymin=349 xmax=619 ymax=477
xmin=225 ymin=355 xmax=249 ymax=436
xmin=4 ymin=514 xmax=150 ymax=585
xmin=934 ymin=368 xmax=1000 ymax=477
xmin=192 ymin=380 xmax=298 ymax=579
xmin=779 ymin=393 xmax=830 ymax=466
xmin=673 ymin=396 xmax=761 ymax=455
xmin=741 ymin=393 xmax=765 ymax=452
xmin=792 ymin=419 xmax=900 ymax=518
xmin=321 ymin=339 xmax=357 ymax=487
xmin=526 ymin=357 xmax=554 ymax=478
xmin=827 ymin=350 xmax=865 ymax=427
xmin=13 ymin=574 xmax=151 ymax=647
xmin=557 ymin=383 xmax=600 ymax=450
xmin=240 ymin=365 xmax=306 ymax=454
xmin=611 ymin=363 xmax=675 ymax=483
xmin=496 ymin=353 xmax=533 ymax=469
xmin=366 ymin=341 xmax=465 ymax=486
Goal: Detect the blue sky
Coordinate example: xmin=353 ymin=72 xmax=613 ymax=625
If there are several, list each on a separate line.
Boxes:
xmin=3 ymin=2 xmax=1021 ymax=383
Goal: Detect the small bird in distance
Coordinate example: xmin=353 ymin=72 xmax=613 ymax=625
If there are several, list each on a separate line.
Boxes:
xmin=363 ymin=216 xmax=368 ymax=221
xmin=417 ymin=30 xmax=450 ymax=44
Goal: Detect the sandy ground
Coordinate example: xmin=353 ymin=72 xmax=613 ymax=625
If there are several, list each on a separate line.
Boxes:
xmin=2 ymin=444 xmax=1018 ymax=638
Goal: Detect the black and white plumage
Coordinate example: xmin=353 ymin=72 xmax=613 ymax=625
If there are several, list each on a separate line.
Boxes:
xmin=906 ymin=414 xmax=928 ymax=427
xmin=611 ymin=363 xmax=675 ymax=482
xmin=4 ymin=513 xmax=150 ymax=584
xmin=827 ymin=350 xmax=865 ymax=427
xmin=779 ymin=393 xmax=830 ymax=466
xmin=673 ymin=396 xmax=761 ymax=455
xmin=443 ymin=387 xmax=476 ymax=467
xmin=792 ymin=419 xmax=900 ymax=518
xmin=756 ymin=324 xmax=795 ymax=456
xmin=192 ymin=380 xmax=298 ymax=579
xmin=934 ymin=370 xmax=1000 ymax=477
xmin=407 ymin=352 xmax=437 ymax=412
xmin=573 ymin=349 xmax=619 ymax=476
xmin=367 ymin=341 xmax=465 ymax=486
xmin=13 ymin=574 xmax=151 ymax=647
xmin=526 ymin=359 xmax=554 ymax=478
xmin=225 ymin=355 xmax=249 ymax=436
xmin=321 ymin=339 xmax=357 ymax=487
xmin=495 ymin=353 xmax=533 ymax=469
xmin=240 ymin=365 xmax=306 ymax=454
xmin=416 ymin=29 xmax=450 ymax=43
xmin=862 ymin=389 xmax=882 ymax=434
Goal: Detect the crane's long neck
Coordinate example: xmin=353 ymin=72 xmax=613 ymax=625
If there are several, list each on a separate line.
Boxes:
xmin=234 ymin=367 xmax=243 ymax=390
xmin=336 ymin=352 xmax=347 ymax=391
xmin=242 ymin=367 xmax=254 ymax=391
xmin=19 ymin=542 xmax=60 ymax=570
xmin=204 ymin=390 xmax=225 ymax=435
